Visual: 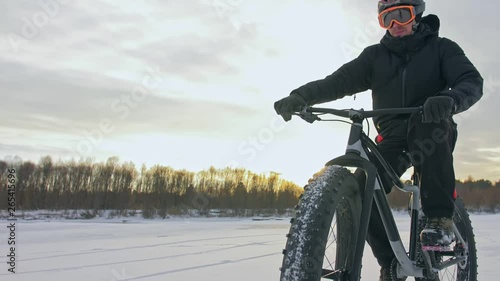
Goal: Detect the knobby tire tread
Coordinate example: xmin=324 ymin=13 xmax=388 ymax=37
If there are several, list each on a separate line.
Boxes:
xmin=279 ymin=166 xmax=362 ymax=281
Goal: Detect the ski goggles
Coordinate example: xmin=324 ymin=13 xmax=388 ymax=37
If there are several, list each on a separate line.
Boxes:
xmin=378 ymin=5 xmax=416 ymax=29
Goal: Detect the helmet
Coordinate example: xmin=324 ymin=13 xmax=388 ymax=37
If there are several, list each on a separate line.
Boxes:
xmin=378 ymin=0 xmax=425 ymax=15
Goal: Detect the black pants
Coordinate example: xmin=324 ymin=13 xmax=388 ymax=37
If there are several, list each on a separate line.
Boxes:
xmin=357 ymin=113 xmax=458 ymax=267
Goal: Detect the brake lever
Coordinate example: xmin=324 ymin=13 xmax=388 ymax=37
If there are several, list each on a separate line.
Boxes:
xmin=296 ymin=107 xmax=321 ymax=123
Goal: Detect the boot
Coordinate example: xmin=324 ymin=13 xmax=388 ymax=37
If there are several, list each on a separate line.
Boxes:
xmin=420 ymin=217 xmax=453 ymax=250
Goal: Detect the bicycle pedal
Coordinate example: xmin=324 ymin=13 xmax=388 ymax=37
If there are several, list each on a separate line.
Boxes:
xmin=421 ymin=245 xmax=452 ymax=252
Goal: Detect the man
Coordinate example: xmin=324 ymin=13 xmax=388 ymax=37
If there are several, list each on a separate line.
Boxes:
xmin=274 ymin=0 xmax=483 ymax=280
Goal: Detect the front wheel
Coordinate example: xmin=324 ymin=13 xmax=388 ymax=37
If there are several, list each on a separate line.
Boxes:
xmin=279 ymin=165 xmax=362 ymax=281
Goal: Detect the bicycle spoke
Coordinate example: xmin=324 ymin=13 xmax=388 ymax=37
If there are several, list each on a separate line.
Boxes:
xmin=324 ymin=254 xmax=335 ymax=271
xmin=326 ymin=231 xmax=337 ymax=249
xmin=327 ymin=222 xmax=338 ymax=241
xmin=440 ymin=266 xmax=456 ymax=281
xmin=324 ymin=221 xmax=337 ymax=271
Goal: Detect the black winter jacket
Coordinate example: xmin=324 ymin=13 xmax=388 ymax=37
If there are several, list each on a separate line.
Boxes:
xmin=291 ymin=15 xmax=483 ymax=138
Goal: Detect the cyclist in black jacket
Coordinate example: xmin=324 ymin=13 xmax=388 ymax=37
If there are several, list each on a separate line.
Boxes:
xmin=274 ymin=1 xmax=483 ymax=280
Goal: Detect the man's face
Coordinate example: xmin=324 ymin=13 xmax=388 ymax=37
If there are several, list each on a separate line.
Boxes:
xmin=388 ymin=19 xmax=416 ymax=37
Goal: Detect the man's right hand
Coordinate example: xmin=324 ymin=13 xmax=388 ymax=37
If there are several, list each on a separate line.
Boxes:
xmin=274 ymin=93 xmax=307 ymax=121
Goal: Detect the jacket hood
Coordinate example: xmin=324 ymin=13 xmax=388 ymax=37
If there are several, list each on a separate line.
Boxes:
xmin=420 ymin=14 xmax=440 ymax=32
xmin=381 ymin=14 xmax=440 ymax=55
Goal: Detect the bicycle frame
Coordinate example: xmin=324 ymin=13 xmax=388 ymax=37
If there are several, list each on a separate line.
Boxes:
xmin=290 ymin=107 xmax=477 ymax=281
xmin=302 ymin=107 xmax=430 ymax=280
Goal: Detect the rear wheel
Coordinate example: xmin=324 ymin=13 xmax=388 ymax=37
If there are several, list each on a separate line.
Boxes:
xmin=416 ymin=197 xmax=477 ymax=281
xmin=279 ymin=165 xmax=362 ymax=281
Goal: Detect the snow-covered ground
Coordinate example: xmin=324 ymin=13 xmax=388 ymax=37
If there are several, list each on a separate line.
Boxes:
xmin=0 ymin=212 xmax=498 ymax=281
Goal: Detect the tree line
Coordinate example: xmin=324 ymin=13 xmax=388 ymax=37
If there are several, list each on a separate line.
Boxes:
xmin=1 ymin=156 xmax=498 ymax=218
xmin=0 ymin=156 xmax=302 ymax=217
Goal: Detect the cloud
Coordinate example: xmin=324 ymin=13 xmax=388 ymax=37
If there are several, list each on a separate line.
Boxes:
xmin=0 ymin=143 xmax=71 ymax=160
xmin=0 ymin=59 xmax=257 ymax=137
xmin=124 ymin=34 xmax=246 ymax=83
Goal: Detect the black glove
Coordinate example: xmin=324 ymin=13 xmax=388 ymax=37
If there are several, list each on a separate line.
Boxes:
xmin=422 ymin=96 xmax=455 ymax=123
xmin=274 ymin=93 xmax=307 ymax=121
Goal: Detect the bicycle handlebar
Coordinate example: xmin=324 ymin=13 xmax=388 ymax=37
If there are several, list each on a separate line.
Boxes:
xmin=295 ymin=106 xmax=422 ymax=123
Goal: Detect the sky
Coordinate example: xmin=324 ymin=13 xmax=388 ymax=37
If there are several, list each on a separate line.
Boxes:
xmin=1 ymin=0 xmax=499 ymax=186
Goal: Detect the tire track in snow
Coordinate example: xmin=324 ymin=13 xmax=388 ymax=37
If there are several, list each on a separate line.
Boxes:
xmin=0 ymin=240 xmax=283 ymax=276
xmin=124 ymin=252 xmax=281 ymax=280
xmin=19 ymin=233 xmax=281 ymax=262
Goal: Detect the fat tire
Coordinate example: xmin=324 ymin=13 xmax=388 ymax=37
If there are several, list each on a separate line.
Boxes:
xmin=279 ymin=165 xmax=362 ymax=281
xmin=447 ymin=197 xmax=477 ymax=281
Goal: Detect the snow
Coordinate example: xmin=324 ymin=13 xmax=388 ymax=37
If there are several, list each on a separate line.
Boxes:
xmin=0 ymin=213 xmax=498 ymax=281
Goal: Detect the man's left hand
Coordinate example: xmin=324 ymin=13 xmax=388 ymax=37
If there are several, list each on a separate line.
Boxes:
xmin=422 ymin=96 xmax=455 ymax=123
